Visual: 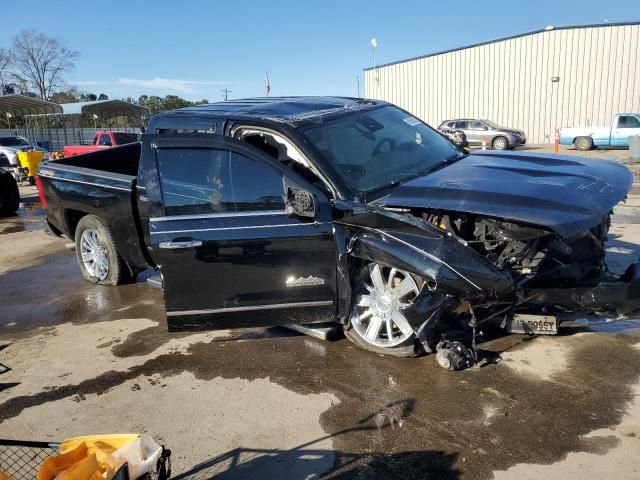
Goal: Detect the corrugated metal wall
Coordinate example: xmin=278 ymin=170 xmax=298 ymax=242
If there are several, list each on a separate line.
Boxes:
xmin=365 ymin=24 xmax=640 ymax=144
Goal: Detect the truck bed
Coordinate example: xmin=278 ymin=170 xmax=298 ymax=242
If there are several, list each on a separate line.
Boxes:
xmin=52 ymin=142 xmax=140 ymax=176
xmin=38 ymin=143 xmax=150 ymax=271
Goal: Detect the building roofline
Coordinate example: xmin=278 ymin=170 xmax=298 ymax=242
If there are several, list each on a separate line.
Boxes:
xmin=363 ymin=21 xmax=640 ymax=71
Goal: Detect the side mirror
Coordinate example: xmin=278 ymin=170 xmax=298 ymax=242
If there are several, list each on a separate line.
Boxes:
xmin=286 ymin=187 xmax=316 ymax=218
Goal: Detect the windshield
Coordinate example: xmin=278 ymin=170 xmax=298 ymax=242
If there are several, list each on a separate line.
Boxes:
xmin=299 ymin=106 xmax=459 ymax=197
xmin=112 ymin=133 xmax=140 ymax=145
xmin=0 ymin=136 xmax=30 ymax=147
xmin=482 ymin=120 xmax=504 ymax=129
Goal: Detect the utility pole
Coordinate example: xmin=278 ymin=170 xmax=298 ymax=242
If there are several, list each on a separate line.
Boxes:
xmin=221 ymin=88 xmax=232 ymax=101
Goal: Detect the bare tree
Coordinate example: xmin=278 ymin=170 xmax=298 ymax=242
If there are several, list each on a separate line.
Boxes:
xmin=10 ymin=30 xmax=79 ymax=100
xmin=0 ymin=48 xmax=11 ymax=94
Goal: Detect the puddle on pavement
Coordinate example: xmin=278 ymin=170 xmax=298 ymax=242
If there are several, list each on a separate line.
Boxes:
xmin=0 ymin=250 xmax=164 ymax=335
xmin=0 ymin=197 xmax=46 ymax=234
xmin=0 ymin=209 xmax=45 ymax=235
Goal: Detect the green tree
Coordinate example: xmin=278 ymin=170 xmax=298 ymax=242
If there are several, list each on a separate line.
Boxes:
xmin=50 ymin=90 xmax=79 ymax=103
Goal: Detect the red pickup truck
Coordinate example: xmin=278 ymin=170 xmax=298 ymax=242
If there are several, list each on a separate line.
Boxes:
xmin=63 ymin=131 xmax=140 ymax=157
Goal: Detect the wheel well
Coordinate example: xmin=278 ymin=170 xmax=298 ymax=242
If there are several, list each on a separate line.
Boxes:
xmin=64 ymin=209 xmax=89 ymax=239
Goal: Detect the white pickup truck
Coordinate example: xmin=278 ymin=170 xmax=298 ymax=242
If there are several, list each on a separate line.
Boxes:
xmin=559 ymin=113 xmax=640 ymax=150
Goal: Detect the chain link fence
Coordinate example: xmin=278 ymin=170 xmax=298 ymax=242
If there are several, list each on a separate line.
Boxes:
xmin=0 ymin=440 xmax=60 ymax=479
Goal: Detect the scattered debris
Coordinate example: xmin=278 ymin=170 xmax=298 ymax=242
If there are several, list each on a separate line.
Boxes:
xmin=435 ymin=340 xmax=474 ymax=370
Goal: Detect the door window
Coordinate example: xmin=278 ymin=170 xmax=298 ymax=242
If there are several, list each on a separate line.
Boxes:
xmin=229 ymin=152 xmax=286 ymax=211
xmin=617 ymin=116 xmax=640 ymax=128
xmin=98 ymin=134 xmax=112 ymax=146
xmin=454 ymin=121 xmax=469 ymax=129
xmin=470 ymin=121 xmax=486 ymax=130
xmin=156 ymin=148 xmax=285 ymax=216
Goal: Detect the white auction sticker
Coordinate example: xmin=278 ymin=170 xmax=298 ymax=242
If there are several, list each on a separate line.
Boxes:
xmin=403 ymin=116 xmax=421 ymax=126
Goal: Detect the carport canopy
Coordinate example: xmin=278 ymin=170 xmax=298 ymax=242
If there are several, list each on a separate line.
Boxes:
xmin=60 ymin=100 xmax=150 ymax=118
xmin=0 ymin=94 xmax=63 ymax=116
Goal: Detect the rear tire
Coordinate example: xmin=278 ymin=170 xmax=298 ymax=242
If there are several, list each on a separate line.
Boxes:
xmin=344 ymin=262 xmax=424 ymax=358
xmin=0 ymin=172 xmax=20 ymax=216
xmin=575 ymin=136 xmax=594 ymax=151
xmin=74 ymin=214 xmax=134 ymax=285
xmin=451 ymin=130 xmax=467 ymax=147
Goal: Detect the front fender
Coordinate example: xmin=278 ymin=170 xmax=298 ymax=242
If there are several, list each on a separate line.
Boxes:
xmin=350 ymin=228 xmax=514 ymax=297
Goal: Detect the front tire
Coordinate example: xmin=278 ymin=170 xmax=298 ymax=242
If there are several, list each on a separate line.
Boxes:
xmin=575 ymin=136 xmax=594 ymax=151
xmin=492 ymin=136 xmax=508 ymax=150
xmin=74 ymin=214 xmax=134 ymax=285
xmin=344 ymin=263 xmax=424 ymax=358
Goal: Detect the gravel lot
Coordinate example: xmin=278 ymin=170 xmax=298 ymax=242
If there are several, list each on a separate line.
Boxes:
xmin=1 ymin=146 xmax=640 ymax=479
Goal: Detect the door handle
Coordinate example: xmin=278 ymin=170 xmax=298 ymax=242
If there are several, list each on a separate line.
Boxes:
xmin=158 ymin=240 xmax=203 ymax=250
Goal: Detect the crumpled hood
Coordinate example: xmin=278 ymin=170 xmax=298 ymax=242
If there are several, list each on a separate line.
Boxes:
xmin=377 ymin=151 xmax=632 ymax=237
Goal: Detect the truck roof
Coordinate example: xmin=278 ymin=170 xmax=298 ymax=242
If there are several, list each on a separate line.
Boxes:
xmin=148 ymin=96 xmax=387 ymax=130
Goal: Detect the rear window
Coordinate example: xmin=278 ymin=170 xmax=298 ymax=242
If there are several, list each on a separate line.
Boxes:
xmin=98 ymin=134 xmax=112 ymax=146
xmin=112 ymin=133 xmax=140 ymax=145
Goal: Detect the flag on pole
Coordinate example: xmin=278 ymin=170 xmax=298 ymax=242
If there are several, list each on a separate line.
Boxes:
xmin=265 ymin=72 xmax=270 ymax=97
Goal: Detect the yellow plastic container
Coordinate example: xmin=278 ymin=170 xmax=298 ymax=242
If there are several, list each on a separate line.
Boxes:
xmin=17 ymin=150 xmax=45 ymax=179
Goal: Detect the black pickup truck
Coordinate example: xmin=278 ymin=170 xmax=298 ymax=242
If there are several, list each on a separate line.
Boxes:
xmin=38 ymin=97 xmax=640 ymax=358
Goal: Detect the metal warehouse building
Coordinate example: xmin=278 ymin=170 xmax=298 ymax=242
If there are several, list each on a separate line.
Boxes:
xmin=364 ymin=22 xmax=640 ymax=144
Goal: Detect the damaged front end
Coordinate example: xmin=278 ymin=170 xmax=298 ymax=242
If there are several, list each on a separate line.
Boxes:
xmin=336 ymin=202 xmax=640 ymax=360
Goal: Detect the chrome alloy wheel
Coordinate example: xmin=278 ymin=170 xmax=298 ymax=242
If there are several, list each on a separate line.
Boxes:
xmin=80 ymin=228 xmax=109 ymax=280
xmin=493 ymin=136 xmax=508 ymax=150
xmin=351 ymin=264 xmax=420 ymax=348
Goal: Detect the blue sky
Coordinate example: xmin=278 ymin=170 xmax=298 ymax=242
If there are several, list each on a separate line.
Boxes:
xmin=1 ymin=0 xmax=637 ymax=101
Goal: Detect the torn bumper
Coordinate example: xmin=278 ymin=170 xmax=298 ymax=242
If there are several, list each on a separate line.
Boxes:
xmin=525 ymin=262 xmax=640 ymax=315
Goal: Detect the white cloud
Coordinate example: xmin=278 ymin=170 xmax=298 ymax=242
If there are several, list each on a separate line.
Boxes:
xmin=75 ymin=80 xmax=103 ymax=86
xmin=118 ymin=77 xmax=229 ymax=94
xmin=73 ymin=77 xmax=230 ymax=95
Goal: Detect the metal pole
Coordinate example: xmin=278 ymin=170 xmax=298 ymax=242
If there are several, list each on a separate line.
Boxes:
xmin=62 ymin=114 xmax=69 ymax=149
xmin=55 ymin=115 xmax=61 ymax=152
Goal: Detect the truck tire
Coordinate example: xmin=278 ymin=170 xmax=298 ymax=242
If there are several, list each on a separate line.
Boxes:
xmin=575 ymin=136 xmax=594 ymax=151
xmin=74 ymin=214 xmax=134 ymax=285
xmin=0 ymin=172 xmax=20 ymax=217
xmin=343 ymin=262 xmax=424 ymax=358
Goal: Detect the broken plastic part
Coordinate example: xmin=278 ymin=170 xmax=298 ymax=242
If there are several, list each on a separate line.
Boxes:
xmin=435 ymin=340 xmax=473 ymax=371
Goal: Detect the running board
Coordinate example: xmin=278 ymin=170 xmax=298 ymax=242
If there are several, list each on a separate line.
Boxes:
xmin=285 ymin=322 xmax=343 ymax=341
xmin=146 ymin=275 xmax=163 ymax=289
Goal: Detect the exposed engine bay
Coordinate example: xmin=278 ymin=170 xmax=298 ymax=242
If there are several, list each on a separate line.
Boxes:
xmin=420 ymin=210 xmax=610 ymax=289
